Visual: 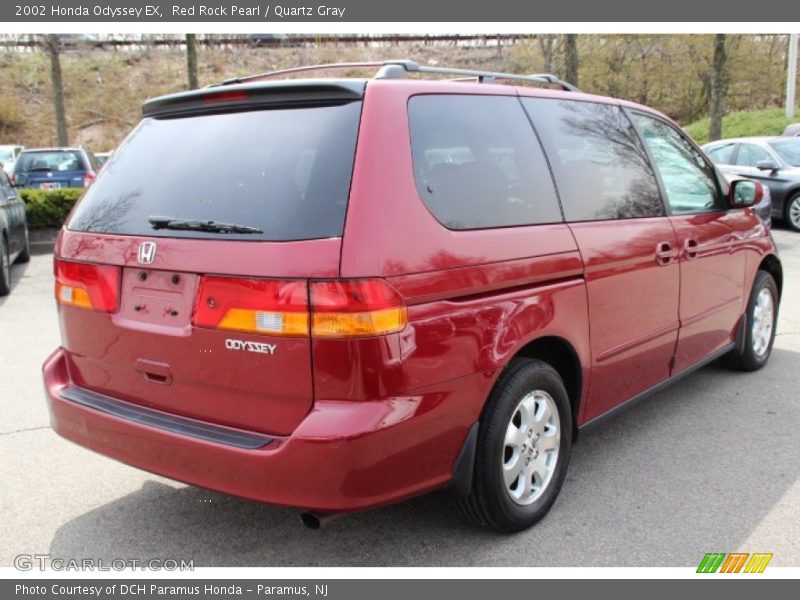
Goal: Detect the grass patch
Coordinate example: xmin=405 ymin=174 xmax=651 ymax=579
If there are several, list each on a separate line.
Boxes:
xmin=685 ymin=108 xmax=799 ymax=145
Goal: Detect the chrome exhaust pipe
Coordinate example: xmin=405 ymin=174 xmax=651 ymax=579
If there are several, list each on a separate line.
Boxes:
xmin=300 ymin=511 xmax=341 ymax=529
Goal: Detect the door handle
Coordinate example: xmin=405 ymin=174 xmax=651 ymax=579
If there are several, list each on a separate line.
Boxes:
xmin=655 ymin=241 xmax=674 ymax=266
xmin=683 ymin=238 xmax=699 ymax=259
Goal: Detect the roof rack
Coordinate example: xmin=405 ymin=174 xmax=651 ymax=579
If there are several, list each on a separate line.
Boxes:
xmin=212 ymin=60 xmax=580 ymax=92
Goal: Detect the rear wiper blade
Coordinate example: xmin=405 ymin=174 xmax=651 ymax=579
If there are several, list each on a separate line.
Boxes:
xmin=147 ymin=216 xmax=263 ymax=234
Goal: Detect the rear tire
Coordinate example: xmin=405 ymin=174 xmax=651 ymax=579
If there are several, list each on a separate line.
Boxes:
xmin=784 ymin=193 xmax=800 ymax=232
xmin=457 ymin=358 xmax=572 ymax=533
xmin=723 ymin=270 xmax=778 ymax=371
xmin=0 ymin=236 xmax=10 ymax=296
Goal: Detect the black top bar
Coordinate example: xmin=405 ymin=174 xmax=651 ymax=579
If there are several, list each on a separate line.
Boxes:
xmin=213 ymin=60 xmax=580 ymax=92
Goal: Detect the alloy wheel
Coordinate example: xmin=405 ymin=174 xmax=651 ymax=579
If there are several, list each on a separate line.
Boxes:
xmin=502 ymin=390 xmax=561 ymax=505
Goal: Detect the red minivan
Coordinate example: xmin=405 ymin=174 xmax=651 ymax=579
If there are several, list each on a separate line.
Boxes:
xmin=43 ymin=61 xmax=782 ymax=532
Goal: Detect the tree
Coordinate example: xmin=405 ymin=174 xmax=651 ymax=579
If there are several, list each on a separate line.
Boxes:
xmin=186 ymin=34 xmax=199 ymax=89
xmin=708 ymin=34 xmax=728 ymax=141
xmin=564 ymin=34 xmax=579 ymax=87
xmin=43 ymin=35 xmax=68 ymax=146
xmin=537 ymin=35 xmax=557 ymax=73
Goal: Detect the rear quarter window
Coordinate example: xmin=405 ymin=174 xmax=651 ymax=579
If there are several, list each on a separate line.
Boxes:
xmin=408 ymin=95 xmax=562 ymax=230
xmin=68 ymin=102 xmax=362 ymax=241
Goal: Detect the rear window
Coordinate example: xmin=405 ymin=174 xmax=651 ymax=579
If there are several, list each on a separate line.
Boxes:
xmin=408 ymin=95 xmax=562 ymax=230
xmin=15 ymin=151 xmax=85 ymax=173
xmin=705 ymin=143 xmax=736 ymax=164
xmin=68 ymin=102 xmax=362 ymax=241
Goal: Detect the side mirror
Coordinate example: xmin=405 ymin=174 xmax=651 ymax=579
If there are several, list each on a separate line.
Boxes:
xmin=728 ymin=179 xmax=763 ymax=208
xmin=756 ymin=160 xmax=779 ymax=172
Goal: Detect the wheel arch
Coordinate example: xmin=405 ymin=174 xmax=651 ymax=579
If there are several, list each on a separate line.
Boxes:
xmin=512 ymin=335 xmax=584 ymax=441
xmin=758 ymin=253 xmax=783 ymax=300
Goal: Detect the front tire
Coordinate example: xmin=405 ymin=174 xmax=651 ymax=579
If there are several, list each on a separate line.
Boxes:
xmin=15 ymin=226 xmax=31 ymax=264
xmin=723 ymin=270 xmax=778 ymax=371
xmin=0 ymin=236 xmax=10 ymax=296
xmin=458 ymin=358 xmax=572 ymax=532
xmin=784 ymin=193 xmax=800 ymax=232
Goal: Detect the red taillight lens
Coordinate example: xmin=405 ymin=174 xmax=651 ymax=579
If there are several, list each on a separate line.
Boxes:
xmin=83 ymin=171 xmax=96 ymax=187
xmin=192 ymin=277 xmax=309 ymax=336
xmin=202 ymin=90 xmax=249 ymax=104
xmin=8 ymin=173 xmax=14 ymax=185
xmin=55 ymin=260 xmax=120 ymax=312
xmin=190 ymin=277 xmax=407 ymax=338
xmin=310 ymin=279 xmax=407 ymax=337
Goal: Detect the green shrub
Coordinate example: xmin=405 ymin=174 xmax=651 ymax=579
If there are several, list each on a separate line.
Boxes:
xmin=684 ymin=108 xmax=799 ymax=145
xmin=19 ymin=188 xmax=84 ymax=228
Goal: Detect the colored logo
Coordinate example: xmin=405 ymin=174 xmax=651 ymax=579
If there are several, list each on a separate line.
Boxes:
xmin=697 ymin=552 xmax=773 ymax=573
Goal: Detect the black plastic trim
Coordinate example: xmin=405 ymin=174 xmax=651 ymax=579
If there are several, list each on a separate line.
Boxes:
xmin=578 ymin=341 xmax=736 ymax=435
xmin=60 ymin=386 xmax=274 ymax=450
xmin=450 ymin=422 xmax=479 ymax=498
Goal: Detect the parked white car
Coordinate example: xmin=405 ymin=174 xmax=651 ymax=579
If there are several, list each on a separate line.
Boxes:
xmin=0 ymin=145 xmax=25 ymax=176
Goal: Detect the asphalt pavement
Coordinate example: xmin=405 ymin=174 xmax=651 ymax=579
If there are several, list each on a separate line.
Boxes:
xmin=1 ymin=227 xmax=798 ymax=568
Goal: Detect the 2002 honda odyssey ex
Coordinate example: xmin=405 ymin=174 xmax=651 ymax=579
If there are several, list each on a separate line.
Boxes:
xmin=43 ymin=61 xmax=783 ymax=532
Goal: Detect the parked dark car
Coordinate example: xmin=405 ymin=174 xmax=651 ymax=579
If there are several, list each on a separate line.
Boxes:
xmin=0 ymin=168 xmax=30 ymax=295
xmin=43 ymin=61 xmax=782 ymax=532
xmin=703 ymin=136 xmax=800 ymax=231
xmin=12 ymin=148 xmax=99 ymax=190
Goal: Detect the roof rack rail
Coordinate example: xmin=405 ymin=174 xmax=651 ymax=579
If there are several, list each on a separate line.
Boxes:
xmin=212 ymin=60 xmax=580 ymax=92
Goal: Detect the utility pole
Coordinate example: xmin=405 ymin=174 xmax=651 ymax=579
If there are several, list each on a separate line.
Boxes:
xmin=787 ymin=33 xmax=798 ymax=119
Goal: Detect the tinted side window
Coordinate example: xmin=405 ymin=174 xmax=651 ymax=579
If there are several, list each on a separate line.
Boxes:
xmin=631 ymin=113 xmax=721 ymax=214
xmin=521 ymin=98 xmax=664 ymax=221
xmin=734 ymin=143 xmax=772 ymax=167
xmin=408 ymin=95 xmax=562 ymax=230
xmin=706 ymin=143 xmax=736 ymax=164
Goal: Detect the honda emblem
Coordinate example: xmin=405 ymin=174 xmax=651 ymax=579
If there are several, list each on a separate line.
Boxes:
xmin=137 ymin=242 xmax=157 ymax=265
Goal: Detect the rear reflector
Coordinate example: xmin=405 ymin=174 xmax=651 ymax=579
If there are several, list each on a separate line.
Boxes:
xmin=310 ymin=279 xmax=407 ymax=338
xmin=192 ymin=277 xmax=309 ymax=336
xmin=192 ymin=276 xmax=407 ymax=338
xmin=55 ymin=260 xmax=120 ymax=312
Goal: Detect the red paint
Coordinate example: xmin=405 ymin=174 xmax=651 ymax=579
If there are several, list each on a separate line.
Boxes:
xmin=43 ymin=78 xmax=780 ymax=512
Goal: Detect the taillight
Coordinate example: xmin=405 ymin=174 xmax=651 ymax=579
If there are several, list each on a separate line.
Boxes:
xmin=310 ymin=279 xmax=407 ymax=338
xmin=192 ymin=277 xmax=309 ymax=336
xmin=8 ymin=173 xmax=14 ymax=185
xmin=83 ymin=171 xmax=96 ymax=187
xmin=54 ymin=260 xmax=120 ymax=312
xmin=191 ymin=276 xmax=407 ymax=338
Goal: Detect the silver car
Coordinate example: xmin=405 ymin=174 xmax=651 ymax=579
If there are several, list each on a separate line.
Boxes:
xmin=703 ymin=136 xmax=800 ymax=231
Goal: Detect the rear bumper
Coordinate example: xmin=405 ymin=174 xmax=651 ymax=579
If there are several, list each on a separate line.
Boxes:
xmin=44 ymin=347 xmax=486 ymax=512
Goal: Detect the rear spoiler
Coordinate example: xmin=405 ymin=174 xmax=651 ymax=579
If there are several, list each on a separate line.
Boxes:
xmin=142 ymin=80 xmax=366 ymax=118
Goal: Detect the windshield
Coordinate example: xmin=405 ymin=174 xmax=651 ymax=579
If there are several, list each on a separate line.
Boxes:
xmin=0 ymin=149 xmax=14 ymax=162
xmin=15 ymin=151 xmax=84 ymax=172
xmin=768 ymin=139 xmax=800 ymax=167
xmin=68 ymin=102 xmax=362 ymax=241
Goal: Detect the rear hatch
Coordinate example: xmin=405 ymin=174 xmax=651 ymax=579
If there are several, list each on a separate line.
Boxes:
xmin=56 ymin=82 xmax=364 ymax=436
xmin=15 ymin=150 xmax=88 ymax=189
